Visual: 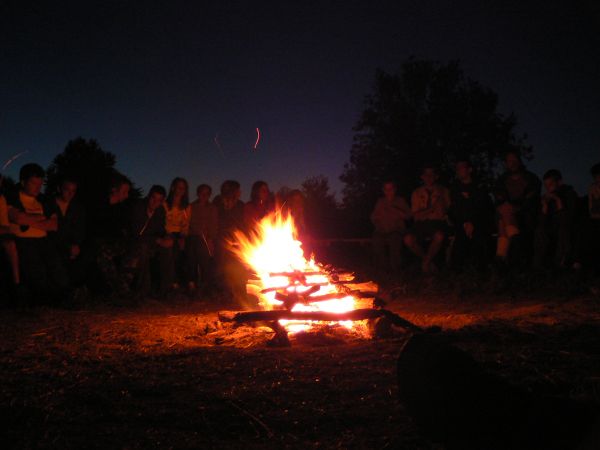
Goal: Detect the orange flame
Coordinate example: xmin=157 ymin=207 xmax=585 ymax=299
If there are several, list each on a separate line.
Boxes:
xmin=230 ymin=212 xmax=362 ymax=333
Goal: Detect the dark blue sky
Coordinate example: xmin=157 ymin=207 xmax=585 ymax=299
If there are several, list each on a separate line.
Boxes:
xmin=1 ymin=1 xmax=599 ymax=198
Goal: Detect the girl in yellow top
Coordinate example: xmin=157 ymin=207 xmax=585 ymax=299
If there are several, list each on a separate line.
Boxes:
xmin=164 ymin=177 xmax=191 ymax=289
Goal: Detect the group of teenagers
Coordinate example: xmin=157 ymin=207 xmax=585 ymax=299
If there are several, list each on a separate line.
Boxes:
xmin=371 ymin=151 xmax=600 ymax=276
xmin=2 ymin=151 xmax=600 ymax=305
xmin=0 ymin=163 xmax=306 ymax=304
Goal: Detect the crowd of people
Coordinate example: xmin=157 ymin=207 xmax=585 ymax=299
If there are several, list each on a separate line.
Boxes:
xmin=0 ymin=164 xmax=307 ymax=305
xmin=371 ymin=151 xmax=600 ymax=278
xmin=1 ymin=151 xmax=599 ymax=306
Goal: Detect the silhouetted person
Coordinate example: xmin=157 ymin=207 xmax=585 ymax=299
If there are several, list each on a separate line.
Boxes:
xmin=244 ymin=181 xmax=273 ymax=230
xmin=186 ymin=184 xmax=218 ymax=295
xmin=404 ymin=166 xmax=450 ymax=273
xmin=128 ymin=185 xmax=173 ymax=298
xmin=5 ymin=163 xmax=68 ymax=303
xmin=370 ymin=181 xmax=411 ymax=276
xmin=576 ymin=163 xmax=600 ymax=271
xmin=0 ymin=191 xmax=20 ymax=293
xmin=53 ymin=178 xmax=86 ymax=285
xmin=215 ymin=180 xmax=246 ymax=303
xmin=92 ymin=173 xmax=132 ymax=297
xmin=494 ymin=151 xmax=541 ymax=265
xmin=449 ymin=160 xmax=494 ymax=269
xmin=164 ymin=177 xmax=190 ymax=290
xmin=533 ymin=170 xmax=578 ymax=270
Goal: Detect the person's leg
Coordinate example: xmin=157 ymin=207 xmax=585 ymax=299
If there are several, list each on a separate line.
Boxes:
xmin=451 ymin=229 xmax=468 ymax=269
xmin=16 ymin=238 xmax=49 ymax=298
xmin=40 ymin=238 xmax=69 ymax=294
xmin=554 ymin=214 xmax=573 ymax=267
xmin=424 ymin=230 xmax=446 ymax=273
xmin=1 ymin=238 xmax=20 ymax=285
xmin=185 ymin=235 xmax=200 ymax=289
xmin=156 ymin=244 xmax=173 ymax=296
xmin=388 ymin=232 xmax=403 ymax=275
xmin=372 ymin=232 xmax=388 ymax=275
xmin=404 ymin=232 xmax=425 ymax=261
xmin=533 ymin=224 xmax=549 ymax=270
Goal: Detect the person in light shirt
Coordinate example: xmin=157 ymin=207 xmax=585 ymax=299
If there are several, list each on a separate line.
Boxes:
xmin=5 ymin=163 xmax=68 ymax=302
xmin=403 ymin=165 xmax=451 ymax=273
xmin=164 ymin=177 xmax=191 ymax=290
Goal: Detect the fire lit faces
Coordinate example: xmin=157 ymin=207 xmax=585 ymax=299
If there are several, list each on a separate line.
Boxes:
xmin=22 ymin=176 xmax=43 ymax=197
xmin=421 ymin=168 xmax=439 ymax=187
xmin=113 ymin=183 xmax=130 ymax=203
xmin=147 ymin=192 xmax=165 ymax=212
xmin=59 ymin=181 xmax=78 ymax=203
xmin=382 ymin=182 xmax=396 ymax=200
xmin=197 ymin=187 xmax=211 ymax=204
xmin=505 ymin=153 xmax=522 ymax=174
xmin=257 ymin=184 xmax=269 ymax=203
xmin=543 ymin=176 xmax=560 ymax=194
xmin=173 ymin=180 xmax=186 ymax=198
xmin=455 ymin=162 xmax=472 ymax=182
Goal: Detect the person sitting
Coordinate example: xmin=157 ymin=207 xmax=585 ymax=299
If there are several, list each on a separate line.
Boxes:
xmin=449 ymin=159 xmax=494 ymax=270
xmin=0 ymin=191 xmax=20 ymax=296
xmin=404 ymin=166 xmax=451 ymax=273
xmin=244 ymin=181 xmax=273 ymax=230
xmin=5 ymin=163 xmax=68 ymax=303
xmin=533 ymin=170 xmax=578 ymax=270
xmin=370 ymin=181 xmax=411 ymax=277
xmin=164 ymin=177 xmax=190 ymax=290
xmin=186 ymin=184 xmax=218 ymax=295
xmin=91 ymin=173 xmax=132 ymax=297
xmin=493 ymin=151 xmax=541 ymax=265
xmin=214 ymin=180 xmax=246 ymax=303
xmin=128 ymin=185 xmax=173 ymax=298
xmin=53 ymin=177 xmax=86 ymax=285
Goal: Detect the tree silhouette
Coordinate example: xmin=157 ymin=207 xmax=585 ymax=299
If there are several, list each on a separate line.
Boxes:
xmin=301 ymin=175 xmax=339 ymax=238
xmin=341 ymin=58 xmax=531 ymax=234
xmin=45 ymin=137 xmax=140 ymax=209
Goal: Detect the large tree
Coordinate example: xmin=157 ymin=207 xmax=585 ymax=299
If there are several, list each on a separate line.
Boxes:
xmin=45 ymin=137 xmax=139 ymax=208
xmin=341 ymin=58 xmax=531 ymax=231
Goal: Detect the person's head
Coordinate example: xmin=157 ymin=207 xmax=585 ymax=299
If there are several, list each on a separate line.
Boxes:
xmin=382 ymin=181 xmax=397 ymax=200
xmin=147 ymin=185 xmax=166 ymax=211
xmin=19 ymin=163 xmax=45 ymax=197
xmin=58 ymin=178 xmax=78 ymax=203
xmin=287 ymin=189 xmax=304 ymax=213
xmin=196 ymin=184 xmax=212 ymax=204
xmin=251 ymin=180 xmax=270 ymax=204
xmin=108 ymin=173 xmax=131 ymax=204
xmin=591 ymin=163 xmax=600 ymax=183
xmin=220 ymin=180 xmax=241 ymax=208
xmin=167 ymin=177 xmax=189 ymax=208
xmin=455 ymin=159 xmax=473 ymax=183
xmin=543 ymin=169 xmax=563 ymax=193
xmin=505 ymin=151 xmax=523 ymax=173
xmin=420 ymin=165 xmax=439 ymax=187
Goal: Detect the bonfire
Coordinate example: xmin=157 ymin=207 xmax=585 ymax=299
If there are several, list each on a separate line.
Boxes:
xmin=227 ymin=211 xmax=375 ymax=336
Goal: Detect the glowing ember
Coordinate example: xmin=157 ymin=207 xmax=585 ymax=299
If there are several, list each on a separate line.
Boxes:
xmin=230 ymin=212 xmax=369 ymax=334
xmin=253 ymin=127 xmax=260 ymax=150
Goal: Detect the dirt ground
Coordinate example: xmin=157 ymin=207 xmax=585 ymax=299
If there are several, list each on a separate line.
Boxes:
xmin=1 ymin=292 xmax=599 ymax=449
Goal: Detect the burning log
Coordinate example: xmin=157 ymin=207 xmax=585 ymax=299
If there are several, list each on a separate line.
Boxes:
xmin=218 ymin=308 xmax=421 ymax=332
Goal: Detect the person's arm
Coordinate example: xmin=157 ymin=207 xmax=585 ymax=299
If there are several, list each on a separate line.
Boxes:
xmin=396 ymin=198 xmax=412 ymax=220
xmin=8 ymin=207 xmax=46 ymax=226
xmin=412 ymin=189 xmax=432 ymax=220
xmin=370 ymin=199 xmax=384 ymax=227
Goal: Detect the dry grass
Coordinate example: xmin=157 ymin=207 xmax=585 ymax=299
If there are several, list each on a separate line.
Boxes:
xmin=1 ymin=293 xmax=599 ymax=449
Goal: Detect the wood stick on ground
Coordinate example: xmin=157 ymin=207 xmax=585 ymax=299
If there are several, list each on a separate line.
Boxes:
xmin=218 ymin=308 xmax=422 ymax=332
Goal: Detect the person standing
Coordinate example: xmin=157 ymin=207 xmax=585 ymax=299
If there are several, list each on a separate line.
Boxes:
xmin=164 ymin=177 xmax=191 ymax=290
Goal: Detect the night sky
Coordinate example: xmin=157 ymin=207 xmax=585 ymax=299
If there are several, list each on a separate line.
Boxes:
xmin=1 ymin=1 xmax=599 ymax=198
